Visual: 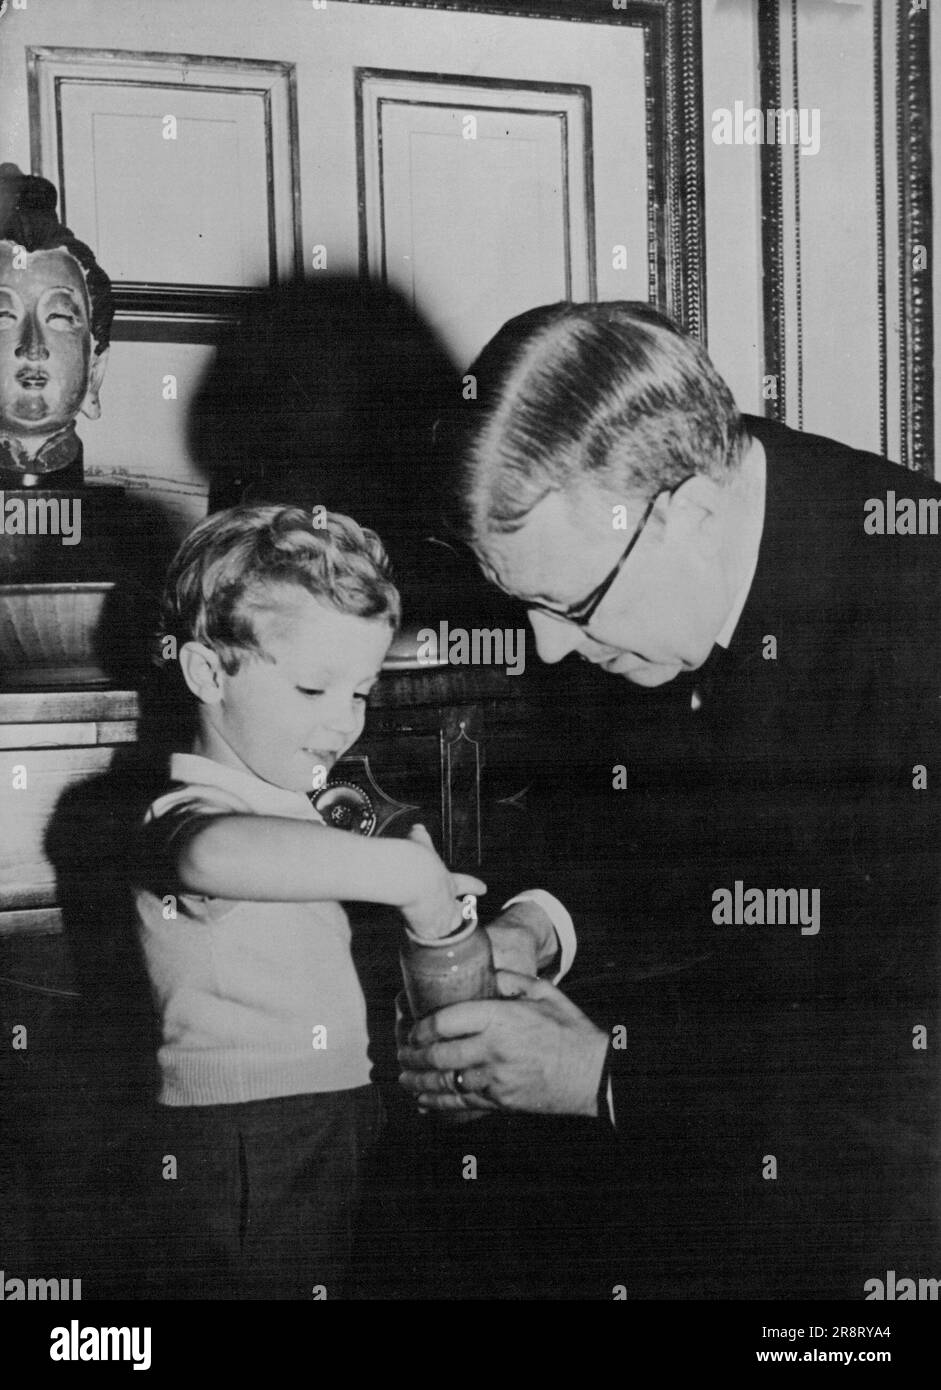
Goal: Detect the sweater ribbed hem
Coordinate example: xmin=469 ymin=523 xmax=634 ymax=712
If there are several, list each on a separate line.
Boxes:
xmin=157 ymin=1050 xmax=372 ymax=1107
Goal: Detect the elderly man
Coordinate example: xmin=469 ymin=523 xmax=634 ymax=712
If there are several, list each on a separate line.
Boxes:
xmin=398 ymin=302 xmax=940 ymax=1298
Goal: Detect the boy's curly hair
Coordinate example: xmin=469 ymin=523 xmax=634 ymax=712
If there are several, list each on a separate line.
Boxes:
xmin=158 ymin=505 xmax=400 ymax=674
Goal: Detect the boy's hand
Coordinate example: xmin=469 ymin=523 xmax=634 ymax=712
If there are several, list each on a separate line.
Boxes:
xmin=401 ymin=824 xmax=486 ymax=939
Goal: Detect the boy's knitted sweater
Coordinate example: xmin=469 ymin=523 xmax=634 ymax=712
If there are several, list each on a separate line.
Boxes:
xmin=134 ymin=753 xmax=371 ymax=1106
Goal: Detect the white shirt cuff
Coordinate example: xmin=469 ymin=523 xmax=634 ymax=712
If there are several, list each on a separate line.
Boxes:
xmin=501 ymin=889 xmax=576 ymax=983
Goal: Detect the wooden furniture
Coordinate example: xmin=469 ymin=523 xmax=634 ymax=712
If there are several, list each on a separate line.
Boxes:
xmin=0 ymin=687 xmax=138 ymax=936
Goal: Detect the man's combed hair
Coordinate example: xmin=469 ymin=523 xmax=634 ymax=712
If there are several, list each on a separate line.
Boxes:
xmin=436 ymin=301 xmax=748 ymax=543
xmin=159 ymin=505 xmax=400 ymax=673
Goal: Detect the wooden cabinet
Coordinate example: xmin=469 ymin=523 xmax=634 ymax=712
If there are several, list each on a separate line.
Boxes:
xmin=0 ymin=688 xmax=139 ymax=935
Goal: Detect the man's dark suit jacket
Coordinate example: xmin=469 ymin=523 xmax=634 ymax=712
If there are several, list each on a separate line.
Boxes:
xmin=511 ymin=416 xmax=941 ymax=1298
xmin=364 ymin=417 xmax=940 ymax=1302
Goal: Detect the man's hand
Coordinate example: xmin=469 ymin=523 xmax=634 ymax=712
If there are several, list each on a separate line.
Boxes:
xmin=489 ymin=900 xmax=553 ymax=978
xmin=485 ymin=900 xmax=557 ymax=976
xmin=397 ymin=970 xmax=609 ymax=1116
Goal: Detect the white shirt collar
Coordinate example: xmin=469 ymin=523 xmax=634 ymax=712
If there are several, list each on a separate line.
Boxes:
xmin=714 ymin=436 xmax=767 ymax=650
xmin=169 ymin=752 xmax=323 ymax=822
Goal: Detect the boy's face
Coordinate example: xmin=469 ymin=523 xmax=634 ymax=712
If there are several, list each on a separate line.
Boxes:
xmin=198 ymin=590 xmax=393 ymax=794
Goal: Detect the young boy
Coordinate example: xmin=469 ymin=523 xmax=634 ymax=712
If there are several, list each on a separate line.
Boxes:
xmin=134 ymin=505 xmax=491 ymax=1300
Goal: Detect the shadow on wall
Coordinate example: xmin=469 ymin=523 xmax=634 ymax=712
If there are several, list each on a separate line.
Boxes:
xmin=5 ymin=566 xmax=196 ymax=1297
xmin=31 ymin=626 xmax=208 ymax=1296
xmin=189 ymin=275 xmax=460 ymax=556
xmin=187 ymin=272 xmax=522 ymax=629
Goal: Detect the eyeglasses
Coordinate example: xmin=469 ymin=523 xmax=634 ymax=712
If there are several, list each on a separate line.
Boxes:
xmin=523 ymin=493 xmax=658 ymax=629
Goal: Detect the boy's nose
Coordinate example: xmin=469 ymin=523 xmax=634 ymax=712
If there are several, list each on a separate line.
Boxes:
xmin=319 ymin=699 xmax=360 ymax=737
xmin=527 ymin=610 xmax=585 ymax=664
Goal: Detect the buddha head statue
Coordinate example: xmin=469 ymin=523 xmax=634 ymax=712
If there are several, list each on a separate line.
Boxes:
xmin=0 ymin=164 xmax=113 ymax=484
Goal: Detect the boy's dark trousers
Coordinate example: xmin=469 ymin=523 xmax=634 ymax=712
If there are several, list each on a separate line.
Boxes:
xmin=145 ymin=1085 xmax=382 ymax=1299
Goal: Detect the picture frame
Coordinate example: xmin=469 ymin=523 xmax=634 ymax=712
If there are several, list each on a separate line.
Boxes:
xmin=345 ymin=0 xmax=707 ymax=339
xmin=27 ymin=46 xmax=302 ymax=342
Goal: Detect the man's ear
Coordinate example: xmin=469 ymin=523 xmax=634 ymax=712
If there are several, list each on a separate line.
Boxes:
xmin=80 ymin=347 xmax=109 ymax=420
xmin=663 ymin=474 xmax=725 ymax=554
xmin=179 ymin=641 xmax=225 ymax=704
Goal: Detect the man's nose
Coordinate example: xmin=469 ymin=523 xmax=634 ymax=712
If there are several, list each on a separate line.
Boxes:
xmin=527 ymin=610 xmax=585 ymax=664
xmin=15 ymin=314 xmax=49 ymax=361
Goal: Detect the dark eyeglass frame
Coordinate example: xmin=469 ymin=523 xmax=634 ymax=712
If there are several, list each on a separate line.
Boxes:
xmin=523 ymin=493 xmax=658 ymax=629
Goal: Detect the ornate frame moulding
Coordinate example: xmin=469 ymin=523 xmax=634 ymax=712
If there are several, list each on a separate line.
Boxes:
xmin=356 ymin=70 xmax=597 ymax=302
xmin=757 ymin=0 xmax=933 ymax=473
xmin=896 ymin=0 xmax=933 ymax=475
xmin=344 ymin=0 xmax=707 ymax=339
xmin=27 ymin=47 xmax=302 ymax=343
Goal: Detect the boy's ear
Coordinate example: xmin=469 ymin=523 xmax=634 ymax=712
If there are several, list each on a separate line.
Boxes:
xmin=179 ymin=641 xmax=225 ymax=704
